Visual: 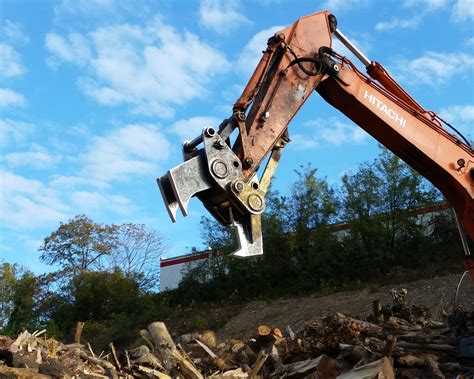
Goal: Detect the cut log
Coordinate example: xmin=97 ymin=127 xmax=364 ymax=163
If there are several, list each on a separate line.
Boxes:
xmin=74 ymin=321 xmax=85 ymax=344
xmin=257 ymin=325 xmax=271 ymax=337
xmin=396 ymin=341 xmax=456 ymax=353
xmin=396 ymin=354 xmax=426 ymax=367
xmin=147 ymin=322 xmax=178 ymax=373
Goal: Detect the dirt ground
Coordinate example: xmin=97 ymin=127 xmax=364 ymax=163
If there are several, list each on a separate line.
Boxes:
xmin=215 ymin=272 xmax=473 ymax=341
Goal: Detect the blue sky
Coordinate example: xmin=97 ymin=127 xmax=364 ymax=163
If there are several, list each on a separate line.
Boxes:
xmin=1 ymin=0 xmax=473 ymax=274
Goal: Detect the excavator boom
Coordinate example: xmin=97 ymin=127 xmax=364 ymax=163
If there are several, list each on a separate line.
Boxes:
xmin=158 ymin=11 xmax=474 ymax=283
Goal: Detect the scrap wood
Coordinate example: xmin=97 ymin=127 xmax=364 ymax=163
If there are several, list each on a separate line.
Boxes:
xmin=194 ymin=338 xmax=218 ymax=359
xmin=249 ymin=350 xmax=268 ymax=378
xmin=282 ymin=354 xmax=338 ymax=378
xmin=396 ymin=340 xmax=457 ymax=353
xmin=209 ymin=367 xmax=248 ymax=378
xmin=336 ymin=357 xmax=395 ymax=379
xmin=0 ymin=295 xmax=473 ymax=379
xmin=171 ymin=349 xmax=204 ymax=379
xmin=136 ymin=364 xmax=172 ymax=378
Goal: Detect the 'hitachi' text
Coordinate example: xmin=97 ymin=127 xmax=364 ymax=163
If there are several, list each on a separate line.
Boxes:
xmin=364 ymin=90 xmax=407 ymax=128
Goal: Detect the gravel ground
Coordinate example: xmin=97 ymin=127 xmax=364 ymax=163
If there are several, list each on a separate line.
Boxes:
xmin=217 ymin=272 xmax=474 ymax=340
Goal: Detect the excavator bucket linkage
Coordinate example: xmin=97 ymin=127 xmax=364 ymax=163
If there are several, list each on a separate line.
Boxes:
xmin=157 ymin=125 xmax=268 ymax=258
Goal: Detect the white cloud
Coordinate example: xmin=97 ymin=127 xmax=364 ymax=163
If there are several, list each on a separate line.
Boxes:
xmin=54 ymin=0 xmax=117 ymax=16
xmin=46 ymin=16 xmax=230 ymax=117
xmin=80 ymin=123 xmax=171 ymax=184
xmin=0 ymin=43 xmax=25 ymax=77
xmin=439 ymin=105 xmax=474 ymax=139
xmin=0 ymin=88 xmax=26 ymax=108
xmin=394 ymin=51 xmax=474 ymax=87
xmin=3 ymin=20 xmax=30 ymax=44
xmin=403 ymin=0 xmax=447 ymax=10
xmin=71 ymin=191 xmax=133 ymax=215
xmin=452 ymin=0 xmax=474 ymax=22
xmin=199 ymin=0 xmax=250 ymax=34
xmin=0 ymin=119 xmax=34 ymax=147
xmin=170 ymin=116 xmax=221 ymax=141
xmin=45 ymin=33 xmax=91 ymax=68
xmin=320 ymin=0 xmax=371 ymax=13
xmin=4 ymin=144 xmax=62 ymax=169
xmin=237 ymin=25 xmax=285 ymax=76
xmin=377 ymin=0 xmax=447 ymax=31
xmin=290 ymin=118 xmax=367 ymax=150
xmin=375 ymin=16 xmax=422 ymax=31
xmin=0 ymin=170 xmax=71 ymax=229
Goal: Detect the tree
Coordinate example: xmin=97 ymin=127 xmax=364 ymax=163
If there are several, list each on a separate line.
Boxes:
xmin=340 ymin=147 xmax=441 ymax=279
xmin=6 ymin=271 xmax=38 ymax=335
xmin=0 ymin=262 xmax=21 ymax=332
xmin=106 ymin=223 xmax=165 ymax=291
xmin=39 ymin=216 xmax=166 ymax=290
xmin=40 ymin=215 xmax=117 ymax=276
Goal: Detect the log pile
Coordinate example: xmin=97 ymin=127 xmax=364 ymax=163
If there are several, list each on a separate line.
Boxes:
xmin=0 ymin=293 xmax=473 ymax=378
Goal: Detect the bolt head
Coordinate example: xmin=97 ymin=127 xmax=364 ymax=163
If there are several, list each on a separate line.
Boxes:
xmin=244 ymin=157 xmax=254 ymax=168
xmin=248 ymin=194 xmax=264 ymax=212
xmin=211 ymin=160 xmax=228 ymax=179
xmin=214 ymin=140 xmax=226 ymax=149
xmin=234 ymin=181 xmax=244 ymax=192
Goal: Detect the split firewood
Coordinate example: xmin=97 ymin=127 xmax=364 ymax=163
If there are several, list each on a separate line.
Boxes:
xmin=194 ymin=338 xmax=218 ymax=359
xmin=249 ymin=350 xmax=268 ymax=378
xmin=209 ymin=367 xmax=248 ymax=378
xmin=136 ymin=364 xmax=172 ymax=378
xmin=171 ymin=349 xmax=204 ymax=379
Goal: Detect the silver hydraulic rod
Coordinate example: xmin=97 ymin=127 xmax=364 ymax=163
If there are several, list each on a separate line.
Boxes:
xmin=333 ymin=29 xmax=371 ymax=68
xmin=454 ymin=208 xmax=471 ymax=257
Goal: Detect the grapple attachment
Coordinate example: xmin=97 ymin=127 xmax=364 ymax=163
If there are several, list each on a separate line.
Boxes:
xmin=157 ymin=124 xmax=268 ymax=258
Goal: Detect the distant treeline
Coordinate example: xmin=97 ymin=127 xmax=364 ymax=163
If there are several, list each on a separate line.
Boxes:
xmin=0 ymin=147 xmax=464 ymax=348
xmin=169 ymin=147 xmax=464 ymax=304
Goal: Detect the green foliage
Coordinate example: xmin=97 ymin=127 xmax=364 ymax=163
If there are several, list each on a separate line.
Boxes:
xmin=6 ymin=272 xmax=38 ymax=335
xmin=0 ymin=262 xmax=19 ymax=332
xmin=39 ymin=215 xmax=117 ymax=275
xmin=172 ymin=147 xmax=461 ymax=306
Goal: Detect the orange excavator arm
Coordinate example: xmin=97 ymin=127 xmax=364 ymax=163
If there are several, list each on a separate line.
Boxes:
xmin=158 ymin=11 xmax=474 ymax=283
